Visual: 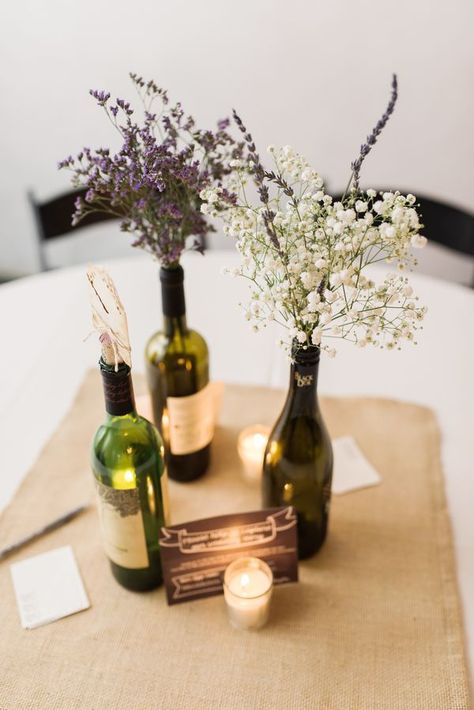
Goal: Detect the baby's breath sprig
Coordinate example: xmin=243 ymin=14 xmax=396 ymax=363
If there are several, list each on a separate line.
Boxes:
xmin=201 ymin=78 xmax=427 ymax=359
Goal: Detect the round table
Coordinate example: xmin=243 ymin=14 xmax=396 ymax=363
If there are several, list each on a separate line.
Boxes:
xmin=1 ymin=251 xmax=473 ymax=680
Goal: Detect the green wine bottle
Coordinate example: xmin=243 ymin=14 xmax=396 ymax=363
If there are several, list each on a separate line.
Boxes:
xmin=262 ymin=345 xmax=333 ymax=559
xmin=92 ymin=359 xmax=169 ymax=591
xmin=145 ymin=265 xmax=212 ymax=482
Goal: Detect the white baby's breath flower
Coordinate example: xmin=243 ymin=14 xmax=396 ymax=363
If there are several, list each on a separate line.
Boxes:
xmin=306 ymin=291 xmax=321 ymax=312
xmin=411 ymin=235 xmax=427 ymax=248
xmin=381 ymin=224 xmax=396 ymax=239
xmin=324 ymin=289 xmax=338 ymax=304
xmin=203 ymin=143 xmax=425 ymax=357
xmin=300 ymin=271 xmax=317 ymax=290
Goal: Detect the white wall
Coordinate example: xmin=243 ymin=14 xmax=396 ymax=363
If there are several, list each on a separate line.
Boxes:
xmin=1 ymin=0 xmax=473 ymax=277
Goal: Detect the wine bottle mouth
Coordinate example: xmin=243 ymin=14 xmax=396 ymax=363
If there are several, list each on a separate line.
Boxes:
xmin=160 ymin=264 xmax=184 ymax=284
xmin=160 ymin=265 xmax=186 ymax=317
xmin=99 ymin=358 xmax=131 ymax=375
xmin=291 ymin=343 xmax=320 ymax=365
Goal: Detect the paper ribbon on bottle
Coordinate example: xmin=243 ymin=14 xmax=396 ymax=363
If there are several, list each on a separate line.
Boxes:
xmin=87 ymin=265 xmax=132 ymax=369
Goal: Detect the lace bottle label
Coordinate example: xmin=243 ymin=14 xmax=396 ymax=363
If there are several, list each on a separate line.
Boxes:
xmin=95 ymin=480 xmax=149 ymax=569
xmin=167 ymin=383 xmax=215 ymax=455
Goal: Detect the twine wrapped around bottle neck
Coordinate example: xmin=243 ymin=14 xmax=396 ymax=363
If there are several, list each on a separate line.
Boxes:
xmin=99 ymin=358 xmax=135 ymax=415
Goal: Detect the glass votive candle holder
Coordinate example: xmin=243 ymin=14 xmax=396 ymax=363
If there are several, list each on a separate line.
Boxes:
xmin=237 ymin=425 xmax=270 ymax=482
xmin=223 ymin=556 xmax=273 ymax=630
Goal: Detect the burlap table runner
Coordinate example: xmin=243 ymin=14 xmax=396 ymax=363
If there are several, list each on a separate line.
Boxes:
xmin=0 ymin=372 xmax=470 ymax=709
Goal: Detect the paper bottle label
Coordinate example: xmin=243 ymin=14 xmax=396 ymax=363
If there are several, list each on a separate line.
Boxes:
xmin=95 ymin=480 xmax=149 ymax=569
xmin=167 ymin=383 xmax=215 ymax=455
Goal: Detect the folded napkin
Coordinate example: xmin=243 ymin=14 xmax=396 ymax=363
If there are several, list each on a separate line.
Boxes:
xmin=10 ymin=545 xmax=90 ymax=629
xmin=332 ymin=436 xmax=382 ymax=495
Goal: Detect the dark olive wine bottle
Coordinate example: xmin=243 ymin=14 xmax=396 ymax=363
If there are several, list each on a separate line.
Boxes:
xmin=91 ymin=360 xmax=169 ymax=591
xmin=262 ymin=345 xmax=333 ymax=559
xmin=145 ymin=265 xmax=212 ymax=482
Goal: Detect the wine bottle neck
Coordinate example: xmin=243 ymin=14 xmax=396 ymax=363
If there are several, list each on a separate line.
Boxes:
xmin=160 ymin=263 xmax=185 ymax=306
xmin=160 ymin=264 xmax=188 ymax=337
xmin=163 ymin=314 xmax=188 ymax=338
xmin=100 ymin=361 xmax=136 ymax=416
xmin=287 ymin=346 xmax=320 ymax=416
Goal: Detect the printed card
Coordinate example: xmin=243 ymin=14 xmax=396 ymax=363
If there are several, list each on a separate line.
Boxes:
xmin=159 ymin=507 xmax=298 ymax=605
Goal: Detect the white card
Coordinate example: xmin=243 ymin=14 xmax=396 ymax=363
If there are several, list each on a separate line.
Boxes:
xmin=332 ymin=436 xmax=382 ymax=495
xmin=10 ymin=545 xmax=90 ymax=629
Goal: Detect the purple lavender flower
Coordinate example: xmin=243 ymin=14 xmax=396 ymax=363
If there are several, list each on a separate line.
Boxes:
xmin=350 ymin=74 xmax=398 ymax=191
xmin=89 ymin=90 xmax=110 ymax=106
xmin=116 ymin=98 xmax=133 ymax=116
xmin=232 ymin=109 xmax=280 ymax=251
xmin=60 ymin=73 xmax=244 ymax=265
xmin=57 ymin=156 xmax=73 ymax=169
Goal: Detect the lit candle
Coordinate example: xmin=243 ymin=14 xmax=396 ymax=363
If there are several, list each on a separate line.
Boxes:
xmin=237 ymin=425 xmax=270 ymax=482
xmin=223 ymin=557 xmax=273 ymax=630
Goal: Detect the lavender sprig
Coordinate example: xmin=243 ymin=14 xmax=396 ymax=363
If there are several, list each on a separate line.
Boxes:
xmin=232 ymin=109 xmax=280 ymax=250
xmin=350 ymin=74 xmax=398 ymax=192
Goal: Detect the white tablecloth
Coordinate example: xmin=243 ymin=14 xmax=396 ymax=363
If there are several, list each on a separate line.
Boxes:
xmin=1 ymin=251 xmax=473 ymax=680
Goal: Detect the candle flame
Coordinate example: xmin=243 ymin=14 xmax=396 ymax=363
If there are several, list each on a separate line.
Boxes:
xmin=252 ymin=433 xmax=267 ymax=449
xmin=240 ymin=573 xmax=250 ymax=589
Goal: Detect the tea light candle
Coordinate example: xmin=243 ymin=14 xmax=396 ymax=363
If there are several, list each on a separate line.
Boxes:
xmin=237 ymin=425 xmax=270 ymax=482
xmin=223 ymin=557 xmax=273 ymax=630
